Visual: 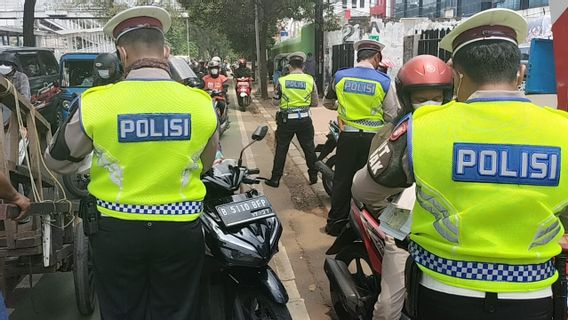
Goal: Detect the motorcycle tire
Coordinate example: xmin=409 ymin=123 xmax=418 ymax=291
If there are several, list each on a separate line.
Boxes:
xmin=238 ymin=96 xmax=245 ymax=111
xmin=332 ymin=244 xmax=380 ymax=320
xmin=63 ymin=173 xmax=90 ymax=199
xmin=322 ymin=156 xmax=336 ymax=197
xmin=234 ymin=289 xmax=292 ymax=320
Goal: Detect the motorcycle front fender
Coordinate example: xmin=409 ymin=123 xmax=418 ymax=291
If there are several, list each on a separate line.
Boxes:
xmin=259 ymin=267 xmax=289 ymax=304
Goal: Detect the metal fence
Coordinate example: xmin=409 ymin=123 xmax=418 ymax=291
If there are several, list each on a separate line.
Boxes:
xmin=331 ymin=42 xmax=354 ymax=75
xmin=416 ymin=28 xmax=452 ymax=62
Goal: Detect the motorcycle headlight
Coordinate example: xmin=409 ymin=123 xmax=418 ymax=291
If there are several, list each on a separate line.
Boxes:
xmin=62 ymin=100 xmax=71 ymax=110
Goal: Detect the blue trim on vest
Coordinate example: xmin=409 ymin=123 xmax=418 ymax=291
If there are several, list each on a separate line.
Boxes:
xmin=466 ymin=97 xmax=532 ymax=103
xmin=406 ymin=115 xmax=415 ymax=180
xmin=335 ymin=67 xmax=391 ymax=94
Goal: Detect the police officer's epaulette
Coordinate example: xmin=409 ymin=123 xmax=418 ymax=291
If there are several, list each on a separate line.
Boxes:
xmin=367 ymin=114 xmax=412 ymax=188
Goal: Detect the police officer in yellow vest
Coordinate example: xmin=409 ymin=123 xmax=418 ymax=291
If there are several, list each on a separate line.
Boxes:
xmin=266 ymin=52 xmax=319 ymax=188
xmin=352 ymin=8 xmax=567 ymax=320
xmin=323 ymin=39 xmax=401 ymax=236
xmin=44 ymin=7 xmax=218 ymax=319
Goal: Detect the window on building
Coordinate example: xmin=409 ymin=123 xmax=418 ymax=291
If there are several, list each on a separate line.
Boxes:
xmin=423 ymin=0 xmax=437 ymax=17
xmin=361 ymin=0 xmax=365 ymax=8
xmin=394 ymin=0 xmax=405 ymax=17
xmin=529 ymin=0 xmax=548 ymax=8
xmin=342 ymin=0 xmax=347 ymax=9
xmin=439 ymin=0 xmax=456 ymax=18
xmin=495 ymin=0 xmax=521 ymax=10
xmin=352 ymin=0 xmax=357 ymax=8
xmin=407 ymin=1 xmax=419 ymax=17
xmin=461 ymin=0 xmax=481 ymax=16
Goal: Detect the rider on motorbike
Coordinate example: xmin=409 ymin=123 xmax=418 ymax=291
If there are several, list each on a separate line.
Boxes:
xmin=234 ymin=59 xmax=252 ymax=78
xmin=93 ymin=52 xmax=122 ymax=87
xmin=233 ymin=58 xmax=252 ymax=98
xmin=203 ymin=60 xmax=229 ymax=99
xmin=352 ymin=55 xmax=453 ymax=320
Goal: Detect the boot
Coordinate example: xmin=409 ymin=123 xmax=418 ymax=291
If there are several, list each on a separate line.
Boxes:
xmin=265 ymin=177 xmax=280 ymax=188
xmin=309 ymin=172 xmax=318 ymax=185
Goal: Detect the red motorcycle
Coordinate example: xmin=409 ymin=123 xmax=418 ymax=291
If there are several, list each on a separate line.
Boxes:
xmin=325 ymin=200 xmax=568 ymax=320
xmin=236 ymin=77 xmax=252 ymax=111
xmin=324 ymin=199 xmax=410 ymax=320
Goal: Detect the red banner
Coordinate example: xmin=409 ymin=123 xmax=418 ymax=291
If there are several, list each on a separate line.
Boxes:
xmin=370 ymin=0 xmax=386 ymax=17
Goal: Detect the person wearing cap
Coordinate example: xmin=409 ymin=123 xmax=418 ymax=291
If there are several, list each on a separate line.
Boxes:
xmin=350 ymin=8 xmax=568 ymax=320
xmin=322 ymin=39 xmax=401 ymax=236
xmin=265 ymin=51 xmax=319 ymax=188
xmin=351 ymin=54 xmax=454 ymax=320
xmin=44 ymin=6 xmax=218 ymax=319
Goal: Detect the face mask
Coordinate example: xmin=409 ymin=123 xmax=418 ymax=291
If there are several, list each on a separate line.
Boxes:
xmin=0 ymin=64 xmax=14 ymax=76
xmin=412 ymin=100 xmax=443 ymax=110
xmin=97 ymin=69 xmax=111 ymax=79
xmin=211 ymin=69 xmax=219 ymax=75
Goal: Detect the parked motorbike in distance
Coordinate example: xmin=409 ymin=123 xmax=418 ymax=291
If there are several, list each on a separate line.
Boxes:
xmin=236 ymin=77 xmax=252 ymax=111
xmin=200 ymin=125 xmax=292 ymax=320
xmin=207 ymin=89 xmax=230 ymax=136
xmin=315 ymin=120 xmax=340 ymax=196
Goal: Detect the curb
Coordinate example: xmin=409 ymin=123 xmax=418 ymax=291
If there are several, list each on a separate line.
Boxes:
xmin=234 ymin=106 xmax=311 ymax=320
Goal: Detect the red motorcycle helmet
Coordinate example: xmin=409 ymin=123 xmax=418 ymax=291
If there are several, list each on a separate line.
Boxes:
xmin=396 ymin=55 xmax=453 ymax=112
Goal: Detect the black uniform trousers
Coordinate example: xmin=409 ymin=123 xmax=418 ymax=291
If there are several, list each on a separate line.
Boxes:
xmin=90 ymin=217 xmax=204 ymax=320
xmin=327 ymin=131 xmax=375 ymax=228
xmin=271 ymin=116 xmax=318 ymax=179
xmin=417 ymin=285 xmax=552 ymax=320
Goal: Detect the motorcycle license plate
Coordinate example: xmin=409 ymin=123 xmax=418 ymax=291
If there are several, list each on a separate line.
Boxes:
xmin=216 ymin=196 xmax=274 ymax=227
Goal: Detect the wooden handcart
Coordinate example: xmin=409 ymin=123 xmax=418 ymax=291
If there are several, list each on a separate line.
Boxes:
xmin=0 ymin=76 xmax=95 ymax=315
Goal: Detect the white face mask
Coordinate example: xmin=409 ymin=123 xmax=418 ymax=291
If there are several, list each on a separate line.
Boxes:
xmin=0 ymin=64 xmax=14 ymax=76
xmin=210 ymin=68 xmax=219 ymax=75
xmin=97 ymin=69 xmax=110 ymax=79
xmin=412 ymin=100 xmax=443 ymax=110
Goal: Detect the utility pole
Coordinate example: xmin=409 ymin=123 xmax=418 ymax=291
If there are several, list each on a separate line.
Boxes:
xmin=315 ymin=0 xmax=324 ymax=96
xmin=254 ymin=1 xmax=261 ymax=86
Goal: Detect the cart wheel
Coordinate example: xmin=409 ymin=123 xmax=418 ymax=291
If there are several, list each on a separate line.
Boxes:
xmin=73 ymin=220 xmax=96 ymax=315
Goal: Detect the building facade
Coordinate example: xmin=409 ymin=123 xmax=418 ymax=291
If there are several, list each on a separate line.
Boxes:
xmin=393 ymin=0 xmax=549 ymax=18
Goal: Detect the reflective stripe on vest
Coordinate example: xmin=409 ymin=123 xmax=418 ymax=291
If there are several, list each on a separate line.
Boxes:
xmin=335 ymin=67 xmax=390 ymax=132
xmin=410 ymin=242 xmax=556 ymax=283
xmin=81 ymin=80 xmax=218 ymax=222
xmin=410 ymin=99 xmax=568 ymax=292
xmin=279 ymin=73 xmax=314 ymax=109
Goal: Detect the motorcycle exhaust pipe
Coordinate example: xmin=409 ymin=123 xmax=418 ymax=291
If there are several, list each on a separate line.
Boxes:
xmin=324 ymin=257 xmax=363 ymax=315
xmin=315 ymin=160 xmax=334 ymax=182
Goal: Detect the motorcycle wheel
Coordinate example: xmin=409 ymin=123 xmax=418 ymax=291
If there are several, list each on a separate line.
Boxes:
xmin=331 ymin=244 xmax=379 ymax=320
xmin=234 ymin=289 xmax=292 ymax=320
xmin=322 ymin=155 xmax=336 ymax=197
xmin=237 ymin=96 xmax=245 ymax=111
xmin=63 ymin=173 xmax=90 ymax=199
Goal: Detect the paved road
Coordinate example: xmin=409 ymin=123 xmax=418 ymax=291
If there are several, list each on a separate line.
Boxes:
xmin=8 ymin=89 xmax=338 ymax=319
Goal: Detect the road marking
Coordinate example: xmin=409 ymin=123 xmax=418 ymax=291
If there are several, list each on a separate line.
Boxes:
xmin=234 ymin=106 xmax=311 ymax=320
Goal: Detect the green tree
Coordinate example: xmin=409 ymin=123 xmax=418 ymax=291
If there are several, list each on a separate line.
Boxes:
xmin=179 ymin=0 xmax=318 ymax=98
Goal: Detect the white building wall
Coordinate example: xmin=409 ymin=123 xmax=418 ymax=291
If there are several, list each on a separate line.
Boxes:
xmin=325 ymin=6 xmax=551 ymax=81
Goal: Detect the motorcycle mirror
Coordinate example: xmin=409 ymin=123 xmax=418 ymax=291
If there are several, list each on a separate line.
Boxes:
xmin=238 ymin=126 xmax=269 ymax=167
xmin=252 ymin=126 xmax=268 ymax=141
